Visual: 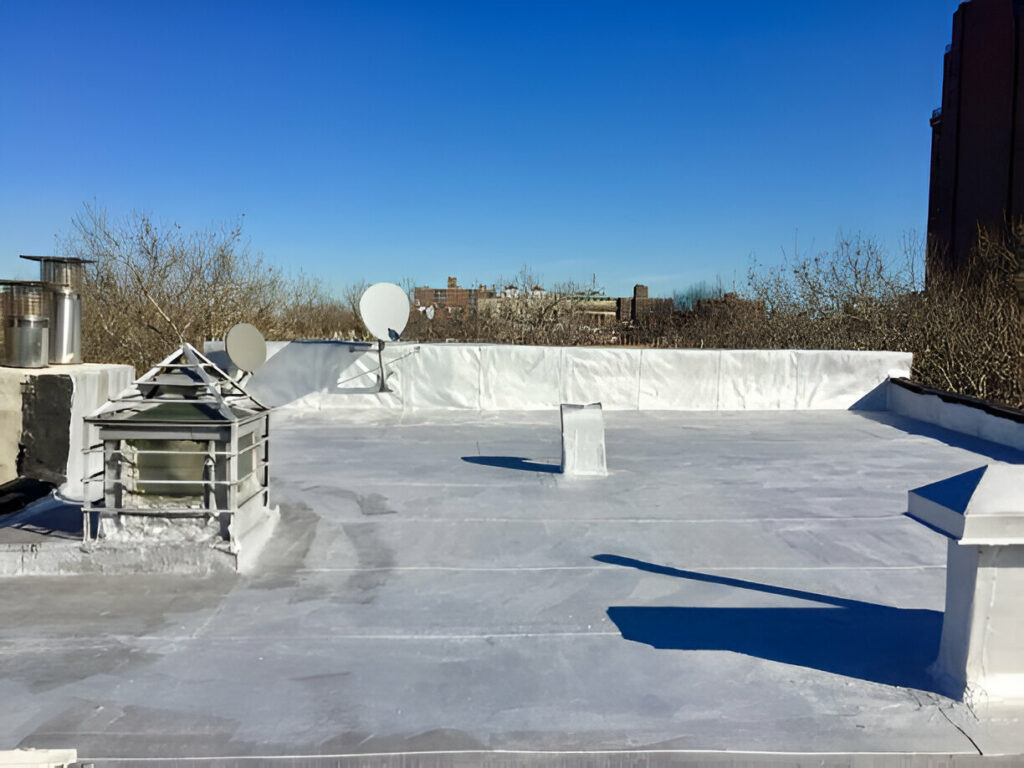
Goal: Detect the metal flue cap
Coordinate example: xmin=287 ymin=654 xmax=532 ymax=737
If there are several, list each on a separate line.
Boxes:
xmin=19 ymin=255 xmax=96 ymax=264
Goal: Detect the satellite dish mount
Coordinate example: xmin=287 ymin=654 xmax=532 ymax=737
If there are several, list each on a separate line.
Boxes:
xmin=358 ymin=283 xmax=411 ymax=393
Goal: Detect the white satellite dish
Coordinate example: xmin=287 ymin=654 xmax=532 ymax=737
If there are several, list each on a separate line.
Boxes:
xmin=359 ymin=282 xmax=410 ymax=342
xmin=224 ymin=323 xmax=267 ymax=375
xmin=358 ymin=282 xmax=410 ymax=393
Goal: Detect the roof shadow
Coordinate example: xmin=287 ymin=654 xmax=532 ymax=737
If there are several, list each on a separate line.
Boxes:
xmin=462 ymin=456 xmax=561 ymax=473
xmin=0 ymin=495 xmax=83 ymax=540
xmin=0 ymin=477 xmax=54 ymax=516
xmin=234 ymin=340 xmax=383 ymax=407
xmin=595 ymin=554 xmax=955 ymax=697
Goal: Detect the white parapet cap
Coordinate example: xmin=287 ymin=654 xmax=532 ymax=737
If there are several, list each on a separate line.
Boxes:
xmin=0 ymin=748 xmax=78 ymax=767
xmin=908 ymin=463 xmax=1024 ymax=544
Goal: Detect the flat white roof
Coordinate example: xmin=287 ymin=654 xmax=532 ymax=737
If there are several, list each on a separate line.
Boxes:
xmin=3 ymin=408 xmax=1023 ymax=762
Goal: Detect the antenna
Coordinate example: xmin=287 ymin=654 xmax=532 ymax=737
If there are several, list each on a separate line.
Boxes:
xmin=358 ymin=282 xmax=410 ymax=393
xmin=224 ymin=323 xmax=267 ymax=384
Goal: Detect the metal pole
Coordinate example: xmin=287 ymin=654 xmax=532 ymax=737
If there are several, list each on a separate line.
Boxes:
xmin=377 ymin=340 xmax=390 ymax=393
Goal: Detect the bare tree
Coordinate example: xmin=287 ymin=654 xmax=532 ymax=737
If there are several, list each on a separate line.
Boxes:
xmin=60 ymin=205 xmax=357 ymax=372
xmin=66 ymin=203 xmax=1024 ymax=409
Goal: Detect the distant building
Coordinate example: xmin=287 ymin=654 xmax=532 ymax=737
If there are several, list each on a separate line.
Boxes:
xmin=690 ymin=292 xmax=764 ymax=322
xmin=414 ymin=277 xmax=494 ymax=311
xmin=616 ymin=285 xmax=673 ymax=323
xmin=563 ymin=289 xmax=615 ymax=327
xmin=415 ymin=277 xmax=669 ymax=328
xmin=927 ymin=0 xmax=1024 ymax=276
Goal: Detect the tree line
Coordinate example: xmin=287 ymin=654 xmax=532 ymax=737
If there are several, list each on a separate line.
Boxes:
xmin=61 ymin=205 xmax=1024 ymax=409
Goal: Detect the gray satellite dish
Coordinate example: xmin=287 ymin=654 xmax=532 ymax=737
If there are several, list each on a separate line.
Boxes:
xmin=359 ymin=282 xmax=410 ymax=342
xmin=224 ymin=323 xmax=267 ymax=375
xmin=358 ymin=282 xmax=410 ymax=393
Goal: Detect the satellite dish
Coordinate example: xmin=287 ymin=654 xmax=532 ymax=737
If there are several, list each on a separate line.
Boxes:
xmin=224 ymin=323 xmax=267 ymax=373
xmin=359 ymin=282 xmax=410 ymax=342
xmin=358 ymin=282 xmax=409 ymax=393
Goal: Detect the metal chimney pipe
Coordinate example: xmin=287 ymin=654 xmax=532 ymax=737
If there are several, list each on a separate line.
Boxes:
xmin=20 ymin=255 xmax=94 ymax=365
xmin=0 ymin=280 xmax=50 ymax=368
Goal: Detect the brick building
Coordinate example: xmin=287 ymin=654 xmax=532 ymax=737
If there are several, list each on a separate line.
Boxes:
xmin=616 ymin=284 xmax=673 ymax=323
xmin=416 ymin=277 xmax=669 ymax=326
xmin=414 ymin=277 xmax=494 ymax=310
xmin=691 ymin=292 xmax=764 ymax=322
xmin=927 ymin=0 xmax=1024 ymax=276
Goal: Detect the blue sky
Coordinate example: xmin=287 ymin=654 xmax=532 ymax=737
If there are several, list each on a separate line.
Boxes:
xmin=0 ymin=0 xmax=960 ymax=298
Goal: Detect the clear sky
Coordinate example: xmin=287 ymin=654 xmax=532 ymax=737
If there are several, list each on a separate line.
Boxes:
xmin=0 ymin=0 xmax=961 ymax=298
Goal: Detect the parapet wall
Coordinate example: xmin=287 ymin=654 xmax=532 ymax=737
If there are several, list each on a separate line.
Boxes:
xmin=205 ymin=341 xmax=911 ymax=412
xmin=0 ymin=364 xmax=134 ymax=497
xmin=888 ymin=378 xmax=1024 ymax=451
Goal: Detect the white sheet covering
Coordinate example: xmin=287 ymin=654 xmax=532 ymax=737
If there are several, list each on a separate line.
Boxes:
xmin=717 ymin=350 xmax=798 ymax=410
xmin=561 ymin=348 xmax=641 ymax=410
xmin=480 ymin=345 xmax=562 ymax=410
xmin=638 ymin=349 xmax=720 ymax=410
xmin=405 ymin=344 xmax=481 ymax=410
xmin=204 ymin=341 xmax=911 ymax=413
xmin=795 ymin=350 xmax=908 ymax=409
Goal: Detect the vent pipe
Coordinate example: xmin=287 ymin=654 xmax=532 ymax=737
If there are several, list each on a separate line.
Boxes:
xmin=19 ymin=255 xmax=94 ymax=365
xmin=0 ymin=280 xmax=51 ymax=368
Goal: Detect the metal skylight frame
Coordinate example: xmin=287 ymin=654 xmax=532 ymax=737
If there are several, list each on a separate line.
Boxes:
xmin=82 ymin=343 xmax=272 ymax=544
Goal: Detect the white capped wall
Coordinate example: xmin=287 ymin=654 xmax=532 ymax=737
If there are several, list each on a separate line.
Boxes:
xmin=205 ymin=341 xmax=910 ymax=412
xmin=888 ymin=383 xmax=1024 ymax=451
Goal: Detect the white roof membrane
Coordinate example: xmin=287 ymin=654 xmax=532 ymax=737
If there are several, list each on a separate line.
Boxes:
xmin=4 ymin=406 xmax=1023 ymax=759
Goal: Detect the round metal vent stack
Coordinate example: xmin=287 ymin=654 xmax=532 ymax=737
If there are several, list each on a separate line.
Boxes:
xmin=0 ymin=280 xmax=51 ymax=368
xmin=20 ymin=255 xmax=95 ymax=365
